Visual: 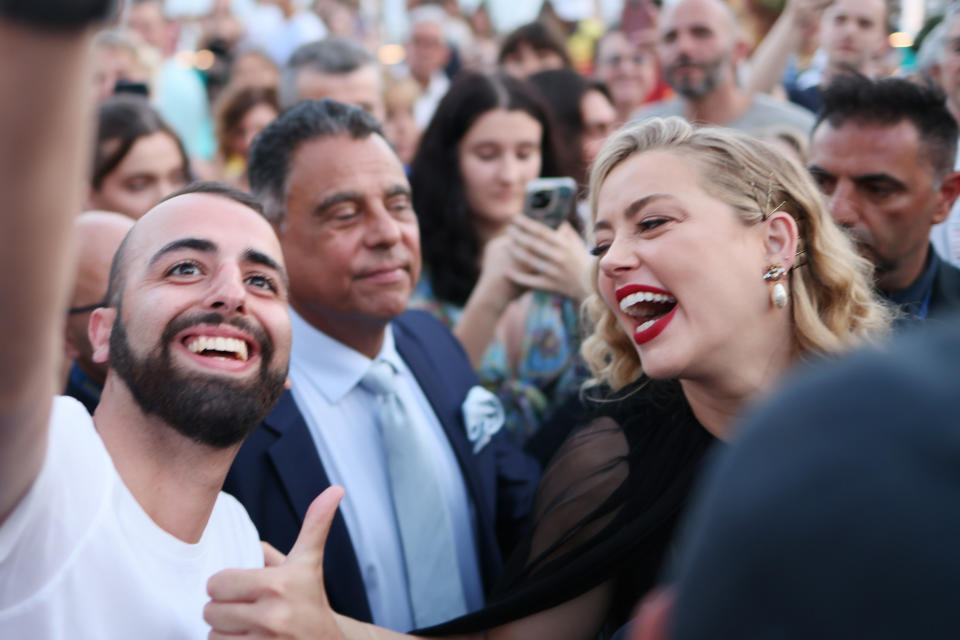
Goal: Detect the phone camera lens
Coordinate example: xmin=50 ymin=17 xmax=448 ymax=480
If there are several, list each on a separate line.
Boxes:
xmin=531 ymin=191 xmax=551 ymax=208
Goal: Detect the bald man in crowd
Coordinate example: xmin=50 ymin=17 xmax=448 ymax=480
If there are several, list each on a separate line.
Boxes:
xmin=634 ymin=0 xmax=814 ymax=136
xmin=63 ymin=211 xmax=134 ymax=413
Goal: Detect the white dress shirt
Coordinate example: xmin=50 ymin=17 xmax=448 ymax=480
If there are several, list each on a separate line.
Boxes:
xmin=930 ymin=141 xmax=960 ymax=268
xmin=287 ymin=309 xmax=484 ymax=631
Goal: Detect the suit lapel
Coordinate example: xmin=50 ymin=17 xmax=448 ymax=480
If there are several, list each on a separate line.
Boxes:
xmin=264 ymin=390 xmax=373 ymax=621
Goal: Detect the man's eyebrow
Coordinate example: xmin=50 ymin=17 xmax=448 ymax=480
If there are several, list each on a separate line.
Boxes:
xmin=148 ymin=238 xmax=217 ymax=268
xmin=315 ymin=191 xmax=362 ymax=215
xmin=385 ymin=185 xmax=412 ymax=198
xmin=242 ymin=248 xmax=289 ymax=287
xmin=807 ymin=165 xmax=832 ymax=177
xmin=853 ymin=173 xmax=907 ymax=189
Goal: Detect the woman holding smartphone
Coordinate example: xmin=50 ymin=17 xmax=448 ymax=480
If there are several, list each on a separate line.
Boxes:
xmin=409 ymin=71 xmax=593 ymax=446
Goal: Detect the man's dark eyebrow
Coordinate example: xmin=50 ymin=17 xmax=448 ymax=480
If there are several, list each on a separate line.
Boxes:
xmin=385 ymin=185 xmax=412 ymax=199
xmin=242 ymin=248 xmax=289 ymax=287
xmin=148 ymin=238 xmax=216 ymax=268
xmin=807 ymin=165 xmax=831 ymax=176
xmin=853 ymin=173 xmax=907 ymax=190
xmin=315 ymin=191 xmax=362 ymax=215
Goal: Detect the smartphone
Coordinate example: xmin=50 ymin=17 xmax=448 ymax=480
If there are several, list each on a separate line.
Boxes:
xmin=523 ymin=177 xmax=577 ymax=230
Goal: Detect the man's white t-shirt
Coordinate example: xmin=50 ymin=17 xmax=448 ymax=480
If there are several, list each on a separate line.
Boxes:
xmin=0 ymin=396 xmax=264 ymax=638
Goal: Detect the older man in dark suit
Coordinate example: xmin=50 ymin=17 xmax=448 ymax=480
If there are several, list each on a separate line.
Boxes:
xmin=224 ymin=99 xmax=539 ymax=633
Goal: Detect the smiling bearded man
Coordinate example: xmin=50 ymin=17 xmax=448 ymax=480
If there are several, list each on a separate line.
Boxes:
xmin=0 ymin=181 xmax=293 ymax=638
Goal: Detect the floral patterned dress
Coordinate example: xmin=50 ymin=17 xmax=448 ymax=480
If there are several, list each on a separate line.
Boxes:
xmin=411 ymin=275 xmax=589 ymax=446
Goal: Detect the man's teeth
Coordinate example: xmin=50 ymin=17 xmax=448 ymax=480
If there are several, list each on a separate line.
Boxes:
xmin=186 ymin=335 xmax=249 ymax=361
xmin=619 ymin=291 xmax=677 ymax=315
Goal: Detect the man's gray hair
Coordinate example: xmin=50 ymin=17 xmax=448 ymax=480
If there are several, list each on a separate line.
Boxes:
xmin=279 ymin=37 xmax=377 ymax=111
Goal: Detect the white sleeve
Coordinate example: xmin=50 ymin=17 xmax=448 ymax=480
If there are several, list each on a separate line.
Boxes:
xmin=0 ymin=397 xmax=112 ymax=610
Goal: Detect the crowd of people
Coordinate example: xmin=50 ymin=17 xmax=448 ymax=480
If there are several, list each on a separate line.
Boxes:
xmin=2 ymin=0 xmax=960 ymax=638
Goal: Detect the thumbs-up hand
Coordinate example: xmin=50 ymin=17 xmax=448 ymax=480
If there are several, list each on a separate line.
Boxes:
xmin=204 ymin=486 xmax=346 ymax=640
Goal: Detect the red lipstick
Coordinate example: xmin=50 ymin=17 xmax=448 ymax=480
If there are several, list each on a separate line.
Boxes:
xmin=633 ymin=306 xmax=677 ymax=345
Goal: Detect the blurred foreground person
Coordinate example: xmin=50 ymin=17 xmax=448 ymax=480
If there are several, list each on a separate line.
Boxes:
xmin=0 ymin=6 xmax=294 ymax=638
xmin=807 ymin=75 xmax=960 ymax=324
xmin=640 ymin=319 xmax=960 ymax=640
xmin=205 ymin=117 xmax=889 ymax=640
xmin=87 ymin=95 xmax=192 ymax=219
xmin=62 ymin=211 xmax=135 ymax=413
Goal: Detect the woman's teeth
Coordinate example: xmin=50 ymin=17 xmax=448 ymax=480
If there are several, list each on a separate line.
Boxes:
xmin=619 ymin=291 xmax=677 ymax=317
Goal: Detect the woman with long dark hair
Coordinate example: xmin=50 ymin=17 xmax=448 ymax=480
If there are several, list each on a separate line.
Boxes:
xmin=409 ymin=71 xmax=590 ymax=445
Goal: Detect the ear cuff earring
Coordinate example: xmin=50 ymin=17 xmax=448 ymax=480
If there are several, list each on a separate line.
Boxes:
xmin=763 ymin=263 xmax=788 ymax=309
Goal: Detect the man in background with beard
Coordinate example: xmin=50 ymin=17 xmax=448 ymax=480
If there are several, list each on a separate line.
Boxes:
xmin=0 ymin=158 xmax=293 ymax=638
xmin=633 ymin=0 xmax=814 ymax=137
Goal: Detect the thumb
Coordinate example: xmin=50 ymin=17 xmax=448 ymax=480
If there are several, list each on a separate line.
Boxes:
xmin=287 ymin=485 xmax=345 ymax=566
xmin=261 ymin=541 xmax=286 ymax=567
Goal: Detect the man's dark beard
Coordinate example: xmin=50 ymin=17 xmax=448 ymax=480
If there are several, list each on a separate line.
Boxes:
xmin=665 ymin=54 xmax=726 ymax=100
xmin=109 ymin=309 xmax=287 ymax=448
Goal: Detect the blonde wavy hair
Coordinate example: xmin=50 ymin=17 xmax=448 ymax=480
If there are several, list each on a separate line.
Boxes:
xmin=582 ymin=117 xmax=891 ymax=390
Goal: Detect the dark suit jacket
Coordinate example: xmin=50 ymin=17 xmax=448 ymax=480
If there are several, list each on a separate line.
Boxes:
xmin=224 ymin=310 xmax=540 ymax=624
xmin=929 ymin=257 xmax=960 ymax=320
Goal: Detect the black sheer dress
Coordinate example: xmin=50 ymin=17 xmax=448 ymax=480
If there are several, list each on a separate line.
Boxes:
xmin=419 ymin=380 xmax=717 ymax=638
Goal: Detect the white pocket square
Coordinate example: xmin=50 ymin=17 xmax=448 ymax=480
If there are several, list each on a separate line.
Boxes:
xmin=461 ymin=386 xmax=504 ymax=453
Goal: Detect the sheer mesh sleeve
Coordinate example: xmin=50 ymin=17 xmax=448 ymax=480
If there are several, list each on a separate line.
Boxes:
xmin=509 ymin=416 xmax=630 ymax=582
xmin=418 ymin=381 xmax=716 ymax=638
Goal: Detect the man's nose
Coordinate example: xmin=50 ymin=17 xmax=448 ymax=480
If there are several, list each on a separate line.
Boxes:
xmin=828 ymin=181 xmax=860 ymax=229
xmin=365 ymin=205 xmax=403 ymax=247
xmin=204 ymin=264 xmax=247 ymax=313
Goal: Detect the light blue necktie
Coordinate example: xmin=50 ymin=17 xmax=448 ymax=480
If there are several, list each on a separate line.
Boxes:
xmin=361 ymin=359 xmax=467 ymax=628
